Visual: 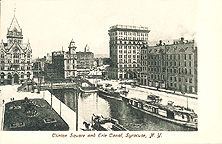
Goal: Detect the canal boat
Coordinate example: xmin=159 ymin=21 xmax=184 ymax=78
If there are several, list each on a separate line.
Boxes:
xmin=97 ymin=83 xmax=128 ymax=100
xmin=121 ymin=95 xmax=198 ymax=130
xmin=3 ymin=97 xmax=69 ymax=131
xmin=91 ymin=114 xmax=128 ymax=131
xmin=79 ymin=82 xmax=98 ymax=93
xmin=115 ymin=85 xmax=129 ymax=94
xmin=79 ymin=86 xmax=98 ymax=93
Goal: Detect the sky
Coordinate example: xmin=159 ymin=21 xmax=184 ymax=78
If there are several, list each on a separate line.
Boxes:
xmin=1 ymin=0 xmax=197 ymax=59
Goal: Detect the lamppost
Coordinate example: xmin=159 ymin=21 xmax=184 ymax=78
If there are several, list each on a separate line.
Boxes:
xmin=37 ymin=60 xmax=41 ymax=93
xmin=50 ymin=77 xmax=53 ymax=110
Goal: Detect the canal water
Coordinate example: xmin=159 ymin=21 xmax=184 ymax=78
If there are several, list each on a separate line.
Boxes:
xmin=52 ymin=89 xmax=195 ymax=131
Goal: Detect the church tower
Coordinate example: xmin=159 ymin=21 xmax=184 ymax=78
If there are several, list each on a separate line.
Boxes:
xmin=7 ymin=15 xmax=23 ymax=45
xmin=0 ymin=14 xmax=33 ymax=85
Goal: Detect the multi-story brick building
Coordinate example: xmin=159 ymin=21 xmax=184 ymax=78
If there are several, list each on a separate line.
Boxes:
xmin=76 ymin=45 xmax=94 ymax=76
xmin=45 ymin=40 xmax=95 ymax=80
xmin=141 ymin=40 xmax=166 ymax=88
xmin=44 ymin=39 xmax=77 ymax=81
xmin=165 ymin=38 xmax=197 ymax=94
xmin=32 ymin=57 xmax=46 ymax=83
xmin=140 ymin=37 xmax=198 ymax=94
xmin=0 ymin=15 xmax=33 ymax=85
xmin=140 ymin=43 xmax=148 ymax=85
xmin=108 ymin=25 xmax=150 ymax=79
xmin=52 ymin=51 xmax=65 ymax=79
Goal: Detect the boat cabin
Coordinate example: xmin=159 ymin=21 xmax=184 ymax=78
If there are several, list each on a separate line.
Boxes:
xmin=147 ymin=95 xmax=162 ymax=104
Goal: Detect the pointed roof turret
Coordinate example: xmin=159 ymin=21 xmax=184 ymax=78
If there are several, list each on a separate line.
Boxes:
xmin=68 ymin=39 xmax=75 ymax=48
xmin=7 ymin=15 xmax=23 ymax=40
xmin=68 ymin=39 xmax=77 ymax=54
xmin=8 ymin=15 xmax=22 ymax=32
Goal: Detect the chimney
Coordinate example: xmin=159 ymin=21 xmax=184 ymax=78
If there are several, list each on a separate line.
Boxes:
xmin=84 ymin=44 xmax=87 ymax=52
xmin=159 ymin=40 xmax=162 ymax=46
xmin=180 ymin=37 xmax=184 ymax=43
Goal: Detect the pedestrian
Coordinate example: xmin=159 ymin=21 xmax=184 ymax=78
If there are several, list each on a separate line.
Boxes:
xmin=2 ymin=100 xmax=4 ymax=104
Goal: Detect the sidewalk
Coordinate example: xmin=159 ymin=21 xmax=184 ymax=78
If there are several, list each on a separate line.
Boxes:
xmin=88 ymin=78 xmax=198 ymax=113
xmin=0 ymin=85 xmax=85 ymax=131
xmin=138 ymin=85 xmax=198 ymax=99
xmin=88 ymin=78 xmax=198 ymax=99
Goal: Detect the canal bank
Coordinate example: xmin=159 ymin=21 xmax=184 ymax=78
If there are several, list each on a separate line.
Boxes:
xmin=87 ymin=79 xmax=198 ymax=114
xmin=0 ymin=85 xmax=85 ymax=131
xmin=52 ymin=89 xmax=196 ymax=131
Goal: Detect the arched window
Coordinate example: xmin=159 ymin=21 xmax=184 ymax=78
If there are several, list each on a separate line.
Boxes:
xmin=8 ymin=73 xmax=12 ymax=79
xmin=1 ymin=72 xmax=5 ymax=79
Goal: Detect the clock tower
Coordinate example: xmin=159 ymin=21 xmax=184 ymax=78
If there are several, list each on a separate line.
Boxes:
xmin=7 ymin=15 xmax=23 ymax=45
xmin=68 ymin=39 xmax=77 ymax=54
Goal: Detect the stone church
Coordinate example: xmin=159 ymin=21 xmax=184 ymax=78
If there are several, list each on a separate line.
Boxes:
xmin=0 ymin=15 xmax=32 ymax=85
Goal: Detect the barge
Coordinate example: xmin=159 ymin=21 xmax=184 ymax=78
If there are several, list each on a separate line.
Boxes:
xmin=97 ymin=83 xmax=128 ymax=100
xmin=121 ymin=95 xmax=198 ymax=130
xmin=79 ymin=86 xmax=98 ymax=93
xmin=91 ymin=114 xmax=128 ymax=131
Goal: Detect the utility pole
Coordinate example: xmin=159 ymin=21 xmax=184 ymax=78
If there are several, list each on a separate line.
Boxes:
xmin=76 ymin=82 xmax=79 ymax=131
xmin=51 ymin=80 xmax=53 ymax=109
xmin=38 ymin=60 xmax=41 ymax=92
xmin=37 ymin=59 xmax=39 ymax=86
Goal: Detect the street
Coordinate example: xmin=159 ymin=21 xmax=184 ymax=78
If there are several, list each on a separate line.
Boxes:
xmin=90 ymin=79 xmax=198 ymax=113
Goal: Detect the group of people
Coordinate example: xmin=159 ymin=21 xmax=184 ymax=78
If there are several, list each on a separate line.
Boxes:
xmin=2 ymin=97 xmax=15 ymax=105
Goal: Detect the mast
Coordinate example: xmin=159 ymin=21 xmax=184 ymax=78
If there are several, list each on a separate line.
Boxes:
xmin=76 ymin=90 xmax=79 ymax=131
xmin=37 ymin=59 xmax=40 ymax=90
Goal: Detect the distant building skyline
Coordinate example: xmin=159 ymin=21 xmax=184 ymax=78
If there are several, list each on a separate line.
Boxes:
xmin=1 ymin=0 xmax=197 ymax=59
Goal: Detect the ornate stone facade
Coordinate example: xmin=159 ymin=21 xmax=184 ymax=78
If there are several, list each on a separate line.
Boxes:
xmin=0 ymin=15 xmax=32 ymax=85
xmin=108 ymin=25 xmax=150 ymax=79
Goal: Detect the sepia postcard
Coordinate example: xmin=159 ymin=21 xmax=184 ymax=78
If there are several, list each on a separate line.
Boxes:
xmin=0 ymin=0 xmax=221 ymax=143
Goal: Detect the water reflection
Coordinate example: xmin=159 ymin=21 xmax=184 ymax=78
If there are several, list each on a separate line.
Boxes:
xmin=52 ymin=89 xmax=194 ymax=131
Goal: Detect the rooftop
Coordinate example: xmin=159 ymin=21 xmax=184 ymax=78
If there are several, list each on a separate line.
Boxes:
xmin=109 ymin=24 xmax=149 ymax=31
